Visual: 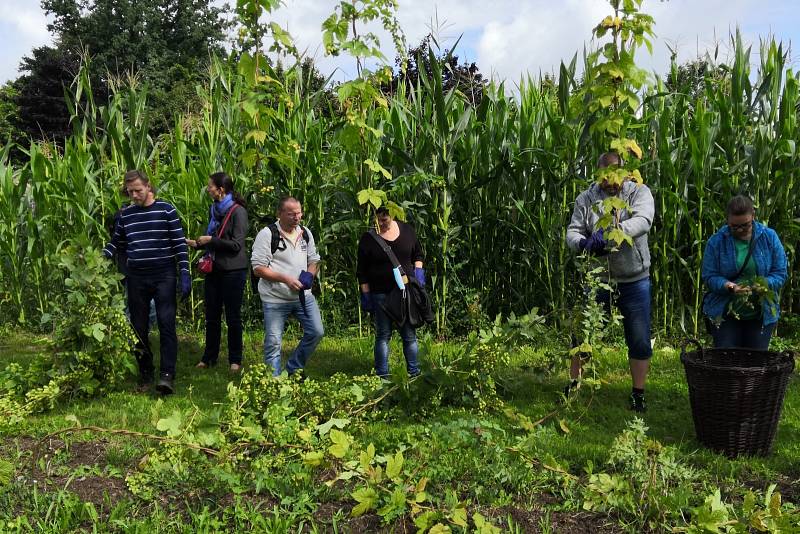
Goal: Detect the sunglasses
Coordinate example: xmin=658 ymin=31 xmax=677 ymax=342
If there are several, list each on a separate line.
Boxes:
xmin=728 ymin=220 xmax=753 ymax=231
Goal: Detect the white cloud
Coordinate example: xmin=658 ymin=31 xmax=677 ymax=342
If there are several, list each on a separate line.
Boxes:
xmin=0 ymin=0 xmax=54 ymax=83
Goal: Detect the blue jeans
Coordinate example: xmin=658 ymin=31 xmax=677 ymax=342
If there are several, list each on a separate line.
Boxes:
xmin=202 ymin=269 xmax=247 ymax=365
xmin=262 ymin=295 xmax=324 ymax=376
xmin=598 ymin=277 xmax=652 ymax=360
xmin=127 ymin=269 xmax=178 ymax=378
xmin=709 ymin=318 xmax=775 ymax=349
xmin=372 ymin=293 xmax=419 ymax=377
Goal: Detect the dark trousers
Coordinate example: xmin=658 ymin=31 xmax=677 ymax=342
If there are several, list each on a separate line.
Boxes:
xmin=127 ymin=270 xmax=178 ymax=378
xmin=202 ymin=268 xmax=247 ymax=365
xmin=709 ymin=318 xmax=775 ymax=350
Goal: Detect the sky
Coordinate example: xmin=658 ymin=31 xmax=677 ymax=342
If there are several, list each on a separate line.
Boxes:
xmin=1 ymin=0 xmax=798 ymax=86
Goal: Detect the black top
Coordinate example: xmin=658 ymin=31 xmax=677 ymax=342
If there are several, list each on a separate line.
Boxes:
xmin=200 ymin=204 xmax=249 ymax=271
xmin=357 ymin=221 xmax=423 ymax=294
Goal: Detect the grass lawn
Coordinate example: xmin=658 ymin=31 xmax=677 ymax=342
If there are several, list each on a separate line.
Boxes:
xmin=0 ymin=324 xmax=798 ymax=533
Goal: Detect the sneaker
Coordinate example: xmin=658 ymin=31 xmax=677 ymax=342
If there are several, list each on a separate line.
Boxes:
xmin=195 ymin=361 xmax=210 ymax=369
xmin=229 ymin=363 xmax=242 ymax=373
xmin=562 ymin=379 xmax=580 ymax=398
xmin=629 ymin=393 xmax=647 ymax=413
xmin=156 ymin=373 xmax=175 ymax=395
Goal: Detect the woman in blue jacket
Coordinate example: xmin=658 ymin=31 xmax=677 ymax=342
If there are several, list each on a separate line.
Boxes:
xmin=701 ymin=195 xmax=788 ymax=349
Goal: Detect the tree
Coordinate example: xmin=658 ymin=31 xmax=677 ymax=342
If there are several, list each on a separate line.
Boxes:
xmin=384 ymin=35 xmax=487 ymax=106
xmin=12 ymin=45 xmax=86 ymax=144
xmin=665 ymin=56 xmax=727 ymax=102
xmin=12 ymin=0 xmax=231 ymax=142
xmin=0 ymin=82 xmax=21 ymax=146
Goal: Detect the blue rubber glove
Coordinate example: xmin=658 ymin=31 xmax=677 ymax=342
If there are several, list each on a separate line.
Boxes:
xmin=414 ymin=267 xmax=425 ymax=287
xmin=579 ymin=229 xmax=608 ymax=256
xmin=180 ymin=272 xmax=192 ymax=300
xmin=360 ymin=292 xmax=373 ymax=313
xmin=299 ymin=270 xmax=314 ymax=290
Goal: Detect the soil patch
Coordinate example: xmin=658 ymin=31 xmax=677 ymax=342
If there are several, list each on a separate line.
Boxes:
xmin=40 ymin=474 xmax=131 ymax=507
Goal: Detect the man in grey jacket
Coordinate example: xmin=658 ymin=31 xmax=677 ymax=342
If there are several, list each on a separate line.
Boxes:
xmin=565 ymin=152 xmax=655 ymax=412
xmin=251 ymin=197 xmax=323 ymax=377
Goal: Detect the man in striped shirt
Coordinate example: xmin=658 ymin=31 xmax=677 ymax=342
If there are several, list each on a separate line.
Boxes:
xmin=104 ymin=170 xmax=191 ymax=394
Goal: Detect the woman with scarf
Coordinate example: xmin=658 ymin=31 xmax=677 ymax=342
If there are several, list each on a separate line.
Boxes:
xmin=187 ymin=172 xmax=249 ymax=372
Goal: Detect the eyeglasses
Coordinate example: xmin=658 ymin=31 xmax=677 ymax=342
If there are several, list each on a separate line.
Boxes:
xmin=728 ymin=220 xmax=753 ymax=231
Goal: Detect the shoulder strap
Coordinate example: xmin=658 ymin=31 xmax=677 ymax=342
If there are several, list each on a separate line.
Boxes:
xmin=732 ymin=235 xmax=757 ymax=281
xmin=269 ymin=222 xmax=282 ymax=254
xmin=369 ymin=229 xmax=403 ymax=271
xmin=269 ymin=223 xmax=309 ymax=254
xmin=216 ymin=204 xmax=238 ymax=237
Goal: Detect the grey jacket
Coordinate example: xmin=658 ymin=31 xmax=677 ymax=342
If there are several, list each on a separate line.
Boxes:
xmin=251 ymin=224 xmax=321 ymax=303
xmin=566 ymin=181 xmax=654 ymax=283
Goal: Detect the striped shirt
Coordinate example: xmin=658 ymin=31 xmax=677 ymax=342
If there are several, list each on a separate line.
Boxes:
xmin=103 ymin=200 xmax=189 ymax=275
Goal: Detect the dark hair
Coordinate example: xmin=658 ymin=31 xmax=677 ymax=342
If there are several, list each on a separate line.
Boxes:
xmin=375 ymin=206 xmax=390 ymax=217
xmin=210 ymin=171 xmax=246 ymax=208
xmin=597 ymin=152 xmax=623 ymax=168
xmin=727 ymin=194 xmax=755 ymax=216
xmin=124 ymin=169 xmax=154 ymax=193
xmin=277 ymin=196 xmax=300 ymax=213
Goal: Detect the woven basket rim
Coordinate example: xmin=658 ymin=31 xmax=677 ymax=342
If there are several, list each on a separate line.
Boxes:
xmin=680 ymin=343 xmax=795 ymax=374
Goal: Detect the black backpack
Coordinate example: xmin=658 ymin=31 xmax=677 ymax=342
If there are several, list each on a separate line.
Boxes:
xmin=268 ymin=222 xmax=310 ymax=254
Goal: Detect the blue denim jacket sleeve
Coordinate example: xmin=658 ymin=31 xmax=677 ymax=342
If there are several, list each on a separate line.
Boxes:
xmin=765 ymin=228 xmax=788 ymax=291
xmin=701 ymin=234 xmax=729 ymax=294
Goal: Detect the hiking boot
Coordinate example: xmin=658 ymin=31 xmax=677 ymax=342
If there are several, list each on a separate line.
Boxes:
xmin=629 ymin=392 xmax=647 ymax=413
xmin=155 ymin=373 xmax=175 ymax=395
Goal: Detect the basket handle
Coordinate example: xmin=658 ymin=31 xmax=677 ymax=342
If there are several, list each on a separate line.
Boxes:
xmin=681 ymin=338 xmax=704 ymax=360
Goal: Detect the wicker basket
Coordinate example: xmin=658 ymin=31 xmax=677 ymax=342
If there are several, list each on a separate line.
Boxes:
xmin=680 ymin=339 xmax=795 ymax=457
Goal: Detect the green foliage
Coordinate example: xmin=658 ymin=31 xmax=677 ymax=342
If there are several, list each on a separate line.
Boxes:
xmin=677 ymin=485 xmax=800 ymax=533
xmin=582 ymin=418 xmax=698 ymax=530
xmin=726 ymin=275 xmax=779 ymax=320
xmin=2 ymin=0 xmax=800 ymax=342
xmin=0 ymin=245 xmax=136 ymax=431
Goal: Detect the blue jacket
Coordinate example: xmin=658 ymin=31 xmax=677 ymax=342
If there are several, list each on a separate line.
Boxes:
xmin=701 ymin=221 xmax=788 ymax=325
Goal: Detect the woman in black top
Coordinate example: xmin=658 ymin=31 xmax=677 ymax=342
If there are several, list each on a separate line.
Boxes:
xmin=187 ymin=172 xmax=249 ymax=372
xmin=357 ymin=207 xmax=425 ymax=377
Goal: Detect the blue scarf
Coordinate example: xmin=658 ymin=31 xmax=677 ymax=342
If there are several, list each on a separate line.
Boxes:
xmin=206 ymin=193 xmax=235 ymax=235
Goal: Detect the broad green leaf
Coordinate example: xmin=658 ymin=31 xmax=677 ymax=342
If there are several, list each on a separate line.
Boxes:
xmin=450 ymin=506 xmax=468 ymax=527
xmin=317 ymin=418 xmax=350 ymax=435
xmin=350 ymin=487 xmax=378 ymax=517
xmin=359 ymin=442 xmax=375 ymax=470
xmin=156 ymin=410 xmax=183 ymax=437
xmin=569 ymin=342 xmax=592 ymax=356
xmin=328 ymin=429 xmax=352 ymax=458
xmin=0 ymin=459 xmax=13 ymax=486
xmin=386 ymin=450 xmax=404 ymax=479
xmin=378 ymin=487 xmax=407 ymax=519
xmin=364 ymin=159 xmax=392 ymax=180
xmin=303 ymin=451 xmax=324 ymax=467
xmin=246 ymin=129 xmax=267 ymax=145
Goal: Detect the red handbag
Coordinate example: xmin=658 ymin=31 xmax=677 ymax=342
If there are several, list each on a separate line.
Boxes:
xmin=197 ymin=253 xmax=214 ymax=274
xmin=196 ymin=204 xmax=238 ymax=275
